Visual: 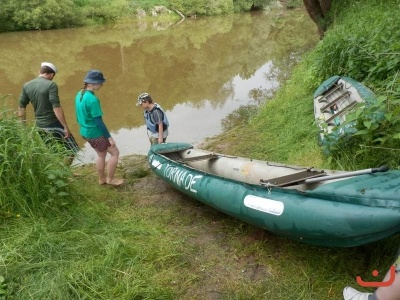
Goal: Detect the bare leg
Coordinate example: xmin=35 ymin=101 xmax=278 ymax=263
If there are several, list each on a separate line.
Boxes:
xmin=375 ymin=270 xmax=400 ymax=300
xmin=105 ymin=144 xmax=123 ymax=185
xmin=94 ymin=148 xmax=107 ymax=185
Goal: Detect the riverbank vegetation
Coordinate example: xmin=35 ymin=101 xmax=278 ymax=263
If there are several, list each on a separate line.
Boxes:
xmin=209 ymin=0 xmax=400 ymax=171
xmin=1 ymin=0 xmax=400 ymax=299
xmin=0 ymin=0 xmax=283 ymax=32
xmin=0 ymin=115 xmax=79 ymax=217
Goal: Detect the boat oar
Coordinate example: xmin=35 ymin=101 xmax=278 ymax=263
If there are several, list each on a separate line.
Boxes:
xmin=304 ymin=165 xmax=389 ymax=184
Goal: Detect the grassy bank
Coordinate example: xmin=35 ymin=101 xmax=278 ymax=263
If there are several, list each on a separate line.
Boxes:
xmin=2 ymin=155 xmax=399 ymax=299
xmin=205 ymin=0 xmax=400 ymax=171
xmin=2 ymin=0 xmax=400 ymax=299
xmin=2 ymin=156 xmax=399 ymax=299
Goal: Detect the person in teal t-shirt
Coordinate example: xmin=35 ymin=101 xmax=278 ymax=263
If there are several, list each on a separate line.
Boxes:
xmin=75 ymin=70 xmax=123 ymax=186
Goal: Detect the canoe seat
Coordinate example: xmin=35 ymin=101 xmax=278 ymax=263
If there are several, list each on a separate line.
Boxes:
xmin=178 ymin=154 xmax=219 ymax=163
xmin=325 ymin=100 xmax=358 ymax=124
xmin=320 ymin=91 xmax=350 ymax=113
xmin=318 ymin=83 xmax=343 ymax=102
xmin=260 ymin=170 xmax=326 ymax=187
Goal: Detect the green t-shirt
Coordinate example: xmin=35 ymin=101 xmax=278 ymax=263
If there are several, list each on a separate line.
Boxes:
xmin=75 ymin=90 xmax=104 ymax=139
xmin=19 ymin=76 xmax=61 ymax=127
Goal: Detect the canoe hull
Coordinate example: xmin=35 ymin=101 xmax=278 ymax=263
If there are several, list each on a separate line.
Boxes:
xmin=148 ymin=143 xmax=400 ymax=247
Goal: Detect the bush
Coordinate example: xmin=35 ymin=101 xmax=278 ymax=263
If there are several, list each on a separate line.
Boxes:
xmin=11 ymin=0 xmax=83 ymax=30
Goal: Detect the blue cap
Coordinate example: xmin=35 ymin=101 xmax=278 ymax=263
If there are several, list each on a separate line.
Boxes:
xmin=84 ymin=70 xmax=106 ymax=84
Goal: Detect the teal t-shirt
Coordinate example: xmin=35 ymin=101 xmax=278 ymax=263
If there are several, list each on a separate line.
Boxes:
xmin=75 ymin=90 xmax=104 ymax=139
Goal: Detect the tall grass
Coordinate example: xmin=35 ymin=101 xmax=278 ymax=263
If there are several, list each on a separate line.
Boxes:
xmin=0 ymin=107 xmax=78 ymax=217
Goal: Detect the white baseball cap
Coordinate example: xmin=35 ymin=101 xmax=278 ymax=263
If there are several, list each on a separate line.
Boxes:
xmin=41 ymin=62 xmax=57 ymax=74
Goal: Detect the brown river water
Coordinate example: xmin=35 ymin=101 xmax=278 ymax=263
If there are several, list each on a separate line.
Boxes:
xmin=0 ymin=7 xmax=318 ymax=164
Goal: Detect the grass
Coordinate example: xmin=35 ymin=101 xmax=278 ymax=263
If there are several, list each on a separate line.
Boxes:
xmin=0 ymin=141 xmax=399 ymax=300
xmin=2 ymin=0 xmax=400 ymax=299
xmin=1 ymin=156 xmax=399 ymax=299
xmin=0 ymin=117 xmax=78 ymax=218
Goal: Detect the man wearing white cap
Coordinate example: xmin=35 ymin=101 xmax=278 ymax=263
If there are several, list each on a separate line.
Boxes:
xmin=18 ymin=62 xmax=79 ymax=165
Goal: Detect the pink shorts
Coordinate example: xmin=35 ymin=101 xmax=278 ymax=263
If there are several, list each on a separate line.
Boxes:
xmin=85 ymin=136 xmax=111 ymax=153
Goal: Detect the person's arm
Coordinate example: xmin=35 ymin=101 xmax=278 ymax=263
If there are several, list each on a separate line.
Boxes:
xmin=18 ymin=107 xmax=26 ymax=123
xmin=53 ymin=107 xmax=71 ymax=138
xmin=93 ymin=116 xmax=115 ymax=146
xmin=152 ymin=110 xmax=164 ymax=143
xmin=18 ymin=86 xmax=29 ymax=124
xmin=157 ymin=121 xmax=164 ymax=143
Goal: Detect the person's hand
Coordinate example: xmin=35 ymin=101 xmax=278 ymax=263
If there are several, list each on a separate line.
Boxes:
xmin=64 ymin=128 xmax=71 ymax=138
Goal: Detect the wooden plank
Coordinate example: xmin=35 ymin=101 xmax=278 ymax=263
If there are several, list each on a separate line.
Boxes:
xmin=318 ymin=83 xmax=343 ymax=102
xmin=320 ymin=91 xmax=350 ymax=113
xmin=325 ymin=100 xmax=358 ymax=124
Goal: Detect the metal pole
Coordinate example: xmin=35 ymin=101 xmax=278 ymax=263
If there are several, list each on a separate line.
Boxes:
xmin=305 ymin=165 xmax=389 ymax=184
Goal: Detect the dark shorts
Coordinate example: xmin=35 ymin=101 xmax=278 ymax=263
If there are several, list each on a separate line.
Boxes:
xmin=39 ymin=124 xmax=79 ymax=154
xmin=84 ymin=136 xmax=111 ymax=153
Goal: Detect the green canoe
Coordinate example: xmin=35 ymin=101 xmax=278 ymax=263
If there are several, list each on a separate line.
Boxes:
xmin=148 ymin=143 xmax=400 ymax=247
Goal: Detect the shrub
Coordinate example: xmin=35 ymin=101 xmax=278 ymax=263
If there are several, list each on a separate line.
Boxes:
xmin=11 ymin=0 xmax=83 ymax=30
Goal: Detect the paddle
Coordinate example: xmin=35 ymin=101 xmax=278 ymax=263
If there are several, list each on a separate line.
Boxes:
xmin=304 ymin=165 xmax=389 ymax=184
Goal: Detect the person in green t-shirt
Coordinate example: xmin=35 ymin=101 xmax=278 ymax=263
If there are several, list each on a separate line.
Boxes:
xmin=18 ymin=62 xmax=79 ymax=165
xmin=75 ymin=70 xmax=123 ymax=186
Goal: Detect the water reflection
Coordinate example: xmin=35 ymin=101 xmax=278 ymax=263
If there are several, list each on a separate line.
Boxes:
xmin=0 ymin=9 xmax=318 ymax=164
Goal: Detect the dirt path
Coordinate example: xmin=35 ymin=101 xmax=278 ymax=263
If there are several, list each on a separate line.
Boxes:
xmin=120 ymin=154 xmax=272 ymax=299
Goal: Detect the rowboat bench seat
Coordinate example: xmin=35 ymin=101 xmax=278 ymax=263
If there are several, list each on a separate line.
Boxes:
xmin=320 ymin=91 xmax=350 ymax=113
xmin=325 ymin=100 xmax=358 ymax=123
xmin=177 ymin=154 xmax=219 ymax=163
xmin=260 ymin=169 xmax=326 ymax=187
xmin=317 ymin=82 xmax=343 ymax=103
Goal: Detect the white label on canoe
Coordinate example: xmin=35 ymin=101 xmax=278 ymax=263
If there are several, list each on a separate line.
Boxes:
xmin=151 ymin=159 xmax=163 ymax=170
xmin=244 ymin=195 xmax=284 ymax=216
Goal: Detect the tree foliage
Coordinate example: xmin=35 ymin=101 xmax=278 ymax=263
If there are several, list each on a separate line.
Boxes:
xmin=0 ymin=0 xmax=277 ymax=32
xmin=165 ymin=0 xmax=273 ymax=15
xmin=1 ymin=0 xmax=83 ymax=31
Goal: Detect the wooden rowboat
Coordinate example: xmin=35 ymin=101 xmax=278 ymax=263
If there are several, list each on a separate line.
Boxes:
xmin=313 ymin=76 xmax=376 ymax=146
xmin=148 ymin=142 xmax=400 ymax=247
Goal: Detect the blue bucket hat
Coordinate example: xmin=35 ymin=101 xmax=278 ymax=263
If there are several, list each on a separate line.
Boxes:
xmin=84 ymin=70 xmax=106 ymax=84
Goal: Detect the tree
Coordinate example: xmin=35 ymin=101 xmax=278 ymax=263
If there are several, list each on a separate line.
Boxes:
xmin=303 ymin=0 xmax=332 ymax=37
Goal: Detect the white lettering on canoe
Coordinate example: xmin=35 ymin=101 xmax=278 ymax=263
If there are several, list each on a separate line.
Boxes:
xmin=164 ymin=164 xmax=203 ymax=193
xmin=243 ymin=195 xmax=284 ymax=216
